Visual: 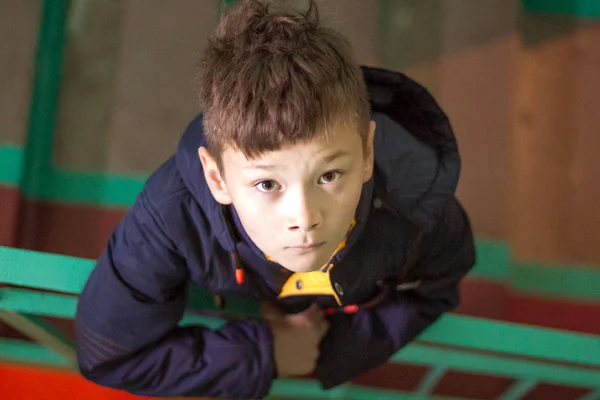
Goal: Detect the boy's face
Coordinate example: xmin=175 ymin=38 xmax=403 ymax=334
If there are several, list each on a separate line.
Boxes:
xmin=199 ymin=120 xmax=375 ymax=273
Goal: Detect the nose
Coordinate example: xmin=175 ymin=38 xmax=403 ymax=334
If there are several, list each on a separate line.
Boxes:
xmin=284 ymin=189 xmax=323 ymax=233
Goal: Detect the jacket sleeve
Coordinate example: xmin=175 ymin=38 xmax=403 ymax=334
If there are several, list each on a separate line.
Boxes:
xmin=74 ymin=190 xmax=275 ymax=399
xmin=315 ymin=197 xmax=476 ymax=389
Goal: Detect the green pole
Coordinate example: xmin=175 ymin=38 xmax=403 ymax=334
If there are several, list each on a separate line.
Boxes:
xmin=21 ymin=0 xmax=70 ymax=198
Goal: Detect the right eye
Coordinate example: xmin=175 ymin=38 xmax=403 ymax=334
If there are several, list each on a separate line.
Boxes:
xmin=255 ymin=180 xmax=281 ymax=193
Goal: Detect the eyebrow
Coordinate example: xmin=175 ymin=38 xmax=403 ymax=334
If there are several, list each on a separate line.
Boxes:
xmin=322 ymin=150 xmax=350 ymax=163
xmin=245 ymin=163 xmax=278 ymax=171
xmin=246 ymin=150 xmax=350 ymax=170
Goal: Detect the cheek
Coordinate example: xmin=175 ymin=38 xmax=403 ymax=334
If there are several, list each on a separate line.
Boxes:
xmin=236 ymin=200 xmax=279 ymax=234
xmin=335 ymin=177 xmax=364 ymax=207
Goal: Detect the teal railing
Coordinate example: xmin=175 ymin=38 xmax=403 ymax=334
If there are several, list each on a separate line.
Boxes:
xmin=1 ymin=246 xmax=600 ymax=400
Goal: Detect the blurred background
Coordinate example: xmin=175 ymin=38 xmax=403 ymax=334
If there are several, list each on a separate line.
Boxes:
xmin=1 ymin=0 xmax=599 ymax=399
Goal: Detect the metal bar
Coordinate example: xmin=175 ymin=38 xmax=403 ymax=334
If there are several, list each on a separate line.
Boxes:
xmin=417 ymin=314 xmax=600 ymax=368
xmin=0 ymin=311 xmax=76 ymax=367
xmin=396 ymin=345 xmax=600 ymax=390
xmin=0 ymin=246 xmax=94 ymax=293
xmin=414 ymin=366 xmax=446 ymax=397
xmin=498 ymin=380 xmax=537 ymax=400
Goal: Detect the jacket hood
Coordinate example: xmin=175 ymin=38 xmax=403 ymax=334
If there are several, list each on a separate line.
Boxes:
xmin=175 ymin=66 xmax=460 ymax=251
xmin=363 ymin=66 xmax=460 ymax=233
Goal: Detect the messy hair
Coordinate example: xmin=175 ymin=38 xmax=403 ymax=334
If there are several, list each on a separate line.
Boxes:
xmin=196 ymin=0 xmax=370 ymax=167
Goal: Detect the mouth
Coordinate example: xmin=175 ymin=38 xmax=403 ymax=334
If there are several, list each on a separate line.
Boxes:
xmin=285 ymin=242 xmax=325 ymax=254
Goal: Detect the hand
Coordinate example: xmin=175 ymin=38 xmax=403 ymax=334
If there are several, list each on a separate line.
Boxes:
xmin=261 ymin=302 xmax=329 ymax=377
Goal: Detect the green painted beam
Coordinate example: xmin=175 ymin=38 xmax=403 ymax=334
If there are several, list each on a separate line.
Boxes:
xmin=0 ymin=339 xmax=74 ymax=368
xmin=0 ymin=146 xmax=147 ymax=207
xmin=510 ymin=261 xmax=600 ymax=301
xmin=470 ymin=239 xmax=510 ymax=280
xmin=396 ymin=344 xmax=600 ymax=390
xmin=0 ymin=246 xmax=94 ymax=294
xmin=44 ymin=170 xmax=146 ymax=208
xmin=0 ymin=152 xmax=147 ymax=207
xmin=523 ymin=0 xmax=600 ymax=19
xmin=0 ymin=145 xmax=24 ymax=187
xmin=21 ymin=0 xmax=69 ymax=199
xmin=420 ymin=314 xmax=600 ymax=368
xmin=0 ymin=288 xmax=78 ymax=319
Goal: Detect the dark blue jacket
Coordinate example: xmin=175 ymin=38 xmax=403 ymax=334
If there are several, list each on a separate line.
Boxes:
xmin=75 ymin=66 xmax=475 ymax=399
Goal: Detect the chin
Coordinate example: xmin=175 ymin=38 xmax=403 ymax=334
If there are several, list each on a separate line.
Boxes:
xmin=275 ymin=251 xmax=331 ymax=273
xmin=298 ymin=265 xmax=322 ymax=273
xmin=280 ymin=261 xmax=322 ymax=273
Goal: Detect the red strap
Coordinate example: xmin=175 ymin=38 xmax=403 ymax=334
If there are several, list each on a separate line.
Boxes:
xmin=343 ymin=304 xmax=359 ymax=314
xmin=325 ymin=304 xmax=359 ymax=316
xmin=235 ymin=268 xmax=244 ymax=284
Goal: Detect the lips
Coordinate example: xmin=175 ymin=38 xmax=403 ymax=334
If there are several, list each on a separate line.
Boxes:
xmin=286 ymin=242 xmax=324 ymax=254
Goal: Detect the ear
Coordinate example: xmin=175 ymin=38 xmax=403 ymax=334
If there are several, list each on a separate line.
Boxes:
xmin=198 ymin=146 xmax=233 ymax=205
xmin=362 ymin=120 xmax=376 ymax=182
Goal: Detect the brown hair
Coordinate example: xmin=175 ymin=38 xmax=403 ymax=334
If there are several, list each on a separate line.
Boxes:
xmin=196 ymin=0 xmax=370 ymax=167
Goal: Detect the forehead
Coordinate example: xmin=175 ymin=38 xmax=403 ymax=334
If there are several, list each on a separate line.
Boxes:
xmin=224 ymin=123 xmax=363 ymax=167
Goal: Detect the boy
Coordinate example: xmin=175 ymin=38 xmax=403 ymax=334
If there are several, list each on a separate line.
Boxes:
xmin=75 ymin=0 xmax=475 ymax=398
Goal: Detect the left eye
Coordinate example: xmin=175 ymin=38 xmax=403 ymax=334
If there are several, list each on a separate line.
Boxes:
xmin=318 ymin=171 xmax=342 ymax=184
